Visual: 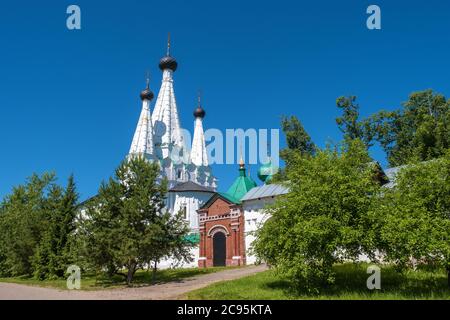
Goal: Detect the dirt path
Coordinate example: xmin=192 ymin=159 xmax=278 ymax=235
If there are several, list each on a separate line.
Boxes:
xmin=0 ymin=265 xmax=267 ymax=300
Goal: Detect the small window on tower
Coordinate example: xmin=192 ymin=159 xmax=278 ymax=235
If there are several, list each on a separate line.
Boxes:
xmin=181 ymin=206 xmax=188 ymax=220
xmin=177 ymin=170 xmax=182 ymax=179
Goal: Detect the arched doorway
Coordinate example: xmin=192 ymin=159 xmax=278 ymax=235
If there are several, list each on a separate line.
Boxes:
xmin=213 ymin=232 xmax=226 ymax=267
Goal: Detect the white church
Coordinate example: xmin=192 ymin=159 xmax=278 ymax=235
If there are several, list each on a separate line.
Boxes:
xmin=126 ymin=38 xmax=286 ymax=268
xmin=125 ymin=37 xmax=404 ymax=268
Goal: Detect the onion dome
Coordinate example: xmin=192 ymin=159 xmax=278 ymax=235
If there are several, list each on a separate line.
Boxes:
xmin=159 ymin=33 xmax=178 ymax=72
xmin=140 ymin=87 xmax=154 ymax=101
xmin=140 ymin=78 xmax=154 ymax=101
xmin=258 ymin=159 xmax=275 ymax=183
xmin=159 ymin=55 xmax=178 ymax=72
xmin=193 ymin=94 xmax=206 ymax=118
xmin=194 ymin=106 xmax=205 ymax=118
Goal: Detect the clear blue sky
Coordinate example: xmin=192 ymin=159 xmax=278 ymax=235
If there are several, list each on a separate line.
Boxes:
xmin=1 ymin=0 xmax=449 ymax=201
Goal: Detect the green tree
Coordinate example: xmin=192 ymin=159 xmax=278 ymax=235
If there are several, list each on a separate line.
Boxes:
xmin=280 ymin=116 xmax=316 ymax=158
xmin=369 ymin=90 xmax=450 ymax=166
xmin=81 ymin=156 xmax=193 ymax=285
xmin=274 ymin=116 xmax=316 ymax=182
xmin=335 ymin=96 xmax=374 ymax=147
xmin=146 ymin=209 xmax=194 ymax=283
xmin=0 ymin=173 xmax=55 ymax=276
xmin=371 ymin=152 xmax=450 ymax=286
xmin=33 ymin=175 xmax=79 ymax=279
xmin=253 ymin=140 xmax=380 ymax=292
xmin=0 ymin=205 xmax=8 ymax=275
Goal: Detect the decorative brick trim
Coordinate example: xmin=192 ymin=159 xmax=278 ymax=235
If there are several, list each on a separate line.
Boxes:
xmin=207 ymin=225 xmax=230 ymax=237
xmin=199 ymin=213 xmax=231 ymax=223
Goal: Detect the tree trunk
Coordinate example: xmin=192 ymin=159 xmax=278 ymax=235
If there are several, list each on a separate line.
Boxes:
xmin=152 ymin=260 xmax=158 ymax=284
xmin=127 ymin=264 xmax=135 ymax=286
xmin=447 ymin=267 xmax=450 ymax=288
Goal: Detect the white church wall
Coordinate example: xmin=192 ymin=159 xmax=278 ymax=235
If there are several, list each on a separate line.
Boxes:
xmin=157 ymin=246 xmax=200 ymax=269
xmin=159 ymin=190 xmax=213 ymax=269
xmin=242 ymin=198 xmax=384 ymax=266
xmin=242 ymin=197 xmax=276 ymax=265
xmin=167 ymin=191 xmax=214 ymax=231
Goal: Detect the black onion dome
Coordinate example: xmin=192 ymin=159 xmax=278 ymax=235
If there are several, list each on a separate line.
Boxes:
xmin=194 ymin=106 xmax=206 ymax=118
xmin=140 ymin=87 xmax=154 ymax=101
xmin=159 ymin=55 xmax=178 ymax=72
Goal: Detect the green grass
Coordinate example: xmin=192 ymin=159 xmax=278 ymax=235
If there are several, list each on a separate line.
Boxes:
xmin=187 ymin=263 xmax=450 ymax=300
xmin=0 ymin=266 xmax=230 ymax=291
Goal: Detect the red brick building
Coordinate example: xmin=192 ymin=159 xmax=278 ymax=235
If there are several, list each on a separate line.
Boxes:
xmin=197 ymin=193 xmax=246 ymax=267
xmin=197 ymin=159 xmax=257 ymax=268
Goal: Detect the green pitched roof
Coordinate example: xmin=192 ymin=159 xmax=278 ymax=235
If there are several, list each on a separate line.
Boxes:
xmin=218 ymin=192 xmax=241 ymax=204
xmin=198 ymin=165 xmax=257 ymax=210
xmin=226 ymin=166 xmax=257 ymax=200
xmin=199 ymin=192 xmax=241 ymax=210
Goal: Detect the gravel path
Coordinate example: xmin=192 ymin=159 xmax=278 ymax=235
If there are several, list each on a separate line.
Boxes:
xmin=0 ymin=265 xmax=267 ymax=300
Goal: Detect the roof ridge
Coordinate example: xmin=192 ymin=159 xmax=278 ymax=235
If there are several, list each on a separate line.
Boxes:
xmin=169 ymin=180 xmax=215 ymax=193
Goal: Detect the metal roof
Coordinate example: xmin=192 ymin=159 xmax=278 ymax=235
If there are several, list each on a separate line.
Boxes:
xmin=383 ymin=166 xmax=404 ymax=189
xmin=384 ymin=166 xmax=402 ymax=179
xmin=169 ymin=181 xmax=215 ymax=193
xmin=241 ymin=183 xmax=289 ymax=202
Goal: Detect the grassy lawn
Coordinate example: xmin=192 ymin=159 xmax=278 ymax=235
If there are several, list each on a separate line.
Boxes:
xmin=0 ymin=266 xmax=230 ymax=291
xmin=187 ymin=263 xmax=450 ymax=300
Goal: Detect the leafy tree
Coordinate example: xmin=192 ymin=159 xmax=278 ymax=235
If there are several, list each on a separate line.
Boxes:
xmin=280 ymin=116 xmax=316 ymax=158
xmin=0 ymin=206 xmax=8 ymax=275
xmin=368 ymin=90 xmax=450 ymax=166
xmin=31 ymin=184 xmax=63 ymax=279
xmin=145 ymin=209 xmax=194 ymax=283
xmin=81 ymin=156 xmax=193 ymax=285
xmin=335 ymin=96 xmax=374 ymax=147
xmin=0 ymin=173 xmax=55 ymax=276
xmin=274 ymin=116 xmax=315 ymax=182
xmin=33 ymin=175 xmax=79 ymax=279
xmin=253 ymin=140 xmax=380 ymax=292
xmin=370 ymin=152 xmax=450 ymax=286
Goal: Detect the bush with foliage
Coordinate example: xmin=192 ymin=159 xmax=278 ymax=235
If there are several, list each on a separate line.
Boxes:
xmin=370 ymin=151 xmax=450 ymax=286
xmin=253 ymin=140 xmax=381 ymax=292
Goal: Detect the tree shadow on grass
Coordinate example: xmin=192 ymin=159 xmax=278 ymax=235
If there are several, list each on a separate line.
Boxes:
xmin=0 ymin=267 xmax=231 ymax=290
xmin=93 ymin=267 xmax=230 ymax=289
xmin=263 ymin=263 xmax=449 ymax=299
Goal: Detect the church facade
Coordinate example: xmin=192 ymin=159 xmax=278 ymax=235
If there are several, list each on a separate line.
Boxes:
xmin=128 ymin=38 xmax=284 ymax=268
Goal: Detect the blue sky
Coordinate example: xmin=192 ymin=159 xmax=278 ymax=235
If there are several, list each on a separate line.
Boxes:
xmin=1 ymin=0 xmax=449 ymax=200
